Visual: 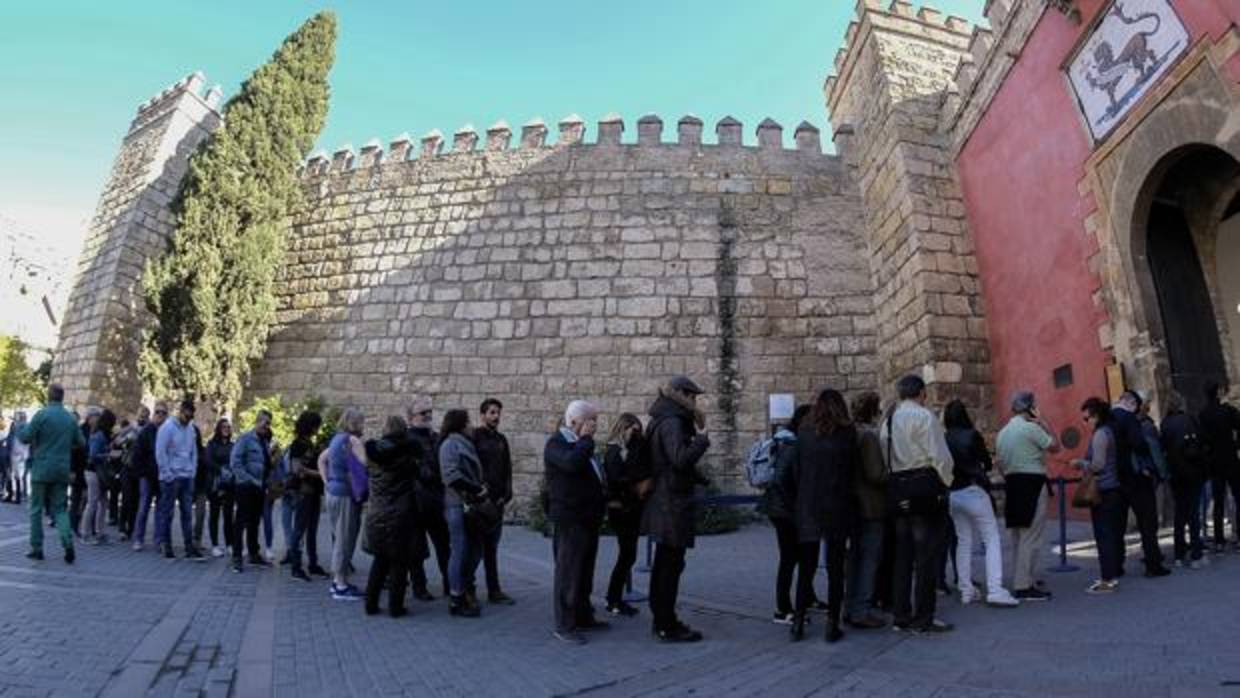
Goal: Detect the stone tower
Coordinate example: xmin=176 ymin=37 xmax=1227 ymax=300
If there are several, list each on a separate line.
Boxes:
xmin=52 ymin=72 xmax=221 ymax=410
xmin=825 ymin=0 xmax=994 ymax=416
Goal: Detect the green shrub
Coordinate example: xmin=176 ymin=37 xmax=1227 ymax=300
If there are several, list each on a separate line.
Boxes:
xmin=235 ymin=393 xmax=338 ymax=450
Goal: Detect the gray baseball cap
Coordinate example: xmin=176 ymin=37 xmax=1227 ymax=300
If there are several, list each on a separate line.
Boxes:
xmin=1010 ymin=390 xmax=1036 ymax=413
xmin=668 ymin=375 xmax=705 ymax=396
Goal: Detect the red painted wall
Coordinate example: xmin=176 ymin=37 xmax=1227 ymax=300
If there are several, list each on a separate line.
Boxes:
xmin=956 ymin=0 xmax=1237 ymax=476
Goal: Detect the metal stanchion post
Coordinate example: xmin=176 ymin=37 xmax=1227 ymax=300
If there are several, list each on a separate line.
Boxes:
xmin=1047 ymin=476 xmax=1080 ymax=573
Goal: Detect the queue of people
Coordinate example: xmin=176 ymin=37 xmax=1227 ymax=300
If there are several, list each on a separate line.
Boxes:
xmin=4 ymin=385 xmax=520 ymax=616
xmin=3 ymin=373 xmax=1239 ymax=648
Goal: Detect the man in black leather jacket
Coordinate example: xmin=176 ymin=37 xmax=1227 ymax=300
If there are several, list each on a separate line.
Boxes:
xmin=406 ymin=396 xmax=451 ymax=600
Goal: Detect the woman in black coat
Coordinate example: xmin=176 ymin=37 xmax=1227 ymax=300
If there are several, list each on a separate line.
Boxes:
xmin=783 ymin=388 xmax=858 ymax=643
xmin=602 ymin=413 xmax=651 ymax=617
xmin=362 ymin=415 xmax=419 ymax=617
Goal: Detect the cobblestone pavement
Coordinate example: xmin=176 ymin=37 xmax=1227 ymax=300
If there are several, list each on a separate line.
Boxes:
xmin=0 ymin=501 xmax=1237 ymax=697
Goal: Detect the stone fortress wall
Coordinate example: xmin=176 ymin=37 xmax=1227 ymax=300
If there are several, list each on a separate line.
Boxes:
xmin=53 ymin=0 xmax=1021 ymax=508
xmin=256 ymin=115 xmax=874 ymax=501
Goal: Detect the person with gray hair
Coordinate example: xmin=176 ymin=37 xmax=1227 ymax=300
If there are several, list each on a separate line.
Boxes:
xmin=324 ymin=407 xmax=368 ymax=600
xmin=996 ymin=389 xmax=1060 ymax=601
xmin=545 ymin=399 xmax=607 ymax=644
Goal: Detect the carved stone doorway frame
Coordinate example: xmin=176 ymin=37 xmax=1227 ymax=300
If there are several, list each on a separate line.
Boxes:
xmin=1079 ymin=29 xmax=1240 ymax=410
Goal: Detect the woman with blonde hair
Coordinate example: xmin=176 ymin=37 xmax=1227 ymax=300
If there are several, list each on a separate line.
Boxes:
xmin=323 ymin=407 xmax=368 ymax=601
xmin=602 ymin=412 xmax=651 ymax=617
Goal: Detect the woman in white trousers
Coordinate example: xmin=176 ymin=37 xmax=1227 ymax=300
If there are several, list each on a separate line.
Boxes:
xmin=942 ymin=401 xmax=1019 ymax=607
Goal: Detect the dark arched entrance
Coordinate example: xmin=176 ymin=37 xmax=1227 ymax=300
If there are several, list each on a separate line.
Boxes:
xmin=1143 ymin=146 xmax=1240 ymax=412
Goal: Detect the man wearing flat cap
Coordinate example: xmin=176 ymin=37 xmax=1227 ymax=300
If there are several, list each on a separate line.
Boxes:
xmin=642 ymin=376 xmax=711 ymax=642
xmin=996 ymin=389 xmax=1060 ymax=602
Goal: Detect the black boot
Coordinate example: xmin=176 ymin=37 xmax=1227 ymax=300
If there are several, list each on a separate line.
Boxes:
xmin=449 ymin=594 xmax=480 ymax=617
xmin=826 ymin=615 xmax=844 ymax=643
xmin=790 ymin=611 xmax=806 ymax=642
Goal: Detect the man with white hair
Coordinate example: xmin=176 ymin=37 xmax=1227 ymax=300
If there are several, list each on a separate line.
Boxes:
xmin=545 ymin=400 xmax=608 ymax=645
xmin=996 ymin=389 xmax=1059 ymax=602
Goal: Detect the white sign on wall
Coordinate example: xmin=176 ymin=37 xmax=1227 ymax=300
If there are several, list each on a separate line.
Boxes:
xmin=768 ymin=394 xmax=795 ymax=423
xmin=1066 ymin=0 xmax=1190 ymax=142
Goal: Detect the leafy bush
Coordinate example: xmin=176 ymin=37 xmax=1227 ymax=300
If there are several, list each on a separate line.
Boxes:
xmin=235 ymin=393 xmax=339 ymax=450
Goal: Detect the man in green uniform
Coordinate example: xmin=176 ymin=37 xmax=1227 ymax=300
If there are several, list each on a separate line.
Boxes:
xmin=19 ymin=384 xmax=86 ymax=563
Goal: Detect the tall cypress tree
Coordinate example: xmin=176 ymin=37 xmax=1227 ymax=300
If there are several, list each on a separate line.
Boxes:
xmin=141 ymin=12 xmax=336 ymax=411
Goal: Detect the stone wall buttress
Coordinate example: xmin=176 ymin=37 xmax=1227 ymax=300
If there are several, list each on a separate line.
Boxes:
xmin=826 ymin=2 xmax=994 ymax=421
xmin=51 ymin=72 xmax=221 ymax=411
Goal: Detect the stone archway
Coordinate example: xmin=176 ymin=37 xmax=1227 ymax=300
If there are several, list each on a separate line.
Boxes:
xmin=1087 ymin=46 xmax=1240 ymax=406
xmin=1134 ymin=145 xmax=1240 ymax=411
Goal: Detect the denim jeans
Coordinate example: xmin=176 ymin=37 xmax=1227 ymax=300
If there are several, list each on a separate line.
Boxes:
xmin=445 ymin=504 xmax=481 ymax=596
xmin=289 ymin=493 xmax=321 ymax=569
xmin=134 ymin=476 xmax=157 ymax=544
xmin=281 ymin=494 xmax=299 ymax=556
xmin=891 ymin=511 xmax=946 ymax=629
xmin=845 ymin=519 xmax=884 ymax=618
xmin=482 ymin=521 xmax=504 ymax=595
xmin=262 ymin=498 xmax=274 ymax=550
xmin=1091 ymin=488 xmax=1126 ymax=581
xmin=1172 ymin=477 xmax=1204 ymax=561
xmin=156 ymin=477 xmax=194 ymax=551
xmin=80 ymin=471 xmax=107 ymax=539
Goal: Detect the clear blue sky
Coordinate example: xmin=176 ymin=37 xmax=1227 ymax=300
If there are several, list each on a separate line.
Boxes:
xmin=0 ymin=0 xmax=985 ymax=253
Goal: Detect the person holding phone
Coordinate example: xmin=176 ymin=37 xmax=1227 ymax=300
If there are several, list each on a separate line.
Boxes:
xmin=545 ymin=400 xmax=608 ymax=644
xmin=996 ymin=390 xmax=1060 ymax=602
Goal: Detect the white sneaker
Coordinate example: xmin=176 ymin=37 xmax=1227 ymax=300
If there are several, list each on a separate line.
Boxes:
xmin=261 ymin=548 xmax=275 ymax=563
xmin=132 ymin=542 xmax=143 ymax=552
xmin=959 ymin=585 xmax=979 ymax=605
xmin=985 ymin=589 xmax=1020 ymax=607
xmin=211 ymin=546 xmax=226 ymax=558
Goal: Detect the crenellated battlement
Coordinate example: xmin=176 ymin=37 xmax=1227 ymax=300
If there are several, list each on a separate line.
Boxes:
xmin=824 ymin=0 xmax=977 ymax=114
xmin=821 ymin=0 xmax=1036 ymax=150
xmin=129 ymin=71 xmax=223 ymax=136
xmin=302 ymin=114 xmax=828 ymax=177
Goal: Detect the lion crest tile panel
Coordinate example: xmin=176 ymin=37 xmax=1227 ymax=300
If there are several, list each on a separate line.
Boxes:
xmin=1067 ymin=0 xmax=1191 ymax=141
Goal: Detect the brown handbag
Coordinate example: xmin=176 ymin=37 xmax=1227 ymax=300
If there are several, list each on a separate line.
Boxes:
xmin=1071 ymin=471 xmax=1101 ymax=509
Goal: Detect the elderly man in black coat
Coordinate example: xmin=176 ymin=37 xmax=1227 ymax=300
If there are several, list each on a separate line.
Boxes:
xmin=545 ymin=400 xmax=609 ymax=645
xmin=642 ymin=376 xmax=711 ymax=643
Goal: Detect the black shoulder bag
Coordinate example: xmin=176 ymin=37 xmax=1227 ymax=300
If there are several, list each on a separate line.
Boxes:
xmin=885 ymin=409 xmax=948 ymax=517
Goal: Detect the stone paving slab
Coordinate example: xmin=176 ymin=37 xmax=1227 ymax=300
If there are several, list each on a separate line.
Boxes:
xmin=0 ymin=501 xmax=1238 ymax=697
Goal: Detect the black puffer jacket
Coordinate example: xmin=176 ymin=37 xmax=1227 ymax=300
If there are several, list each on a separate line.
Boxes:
xmin=363 ymin=432 xmax=418 ymax=559
xmin=641 ymin=394 xmax=710 ymax=549
xmin=786 ymin=425 xmax=858 ymax=543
